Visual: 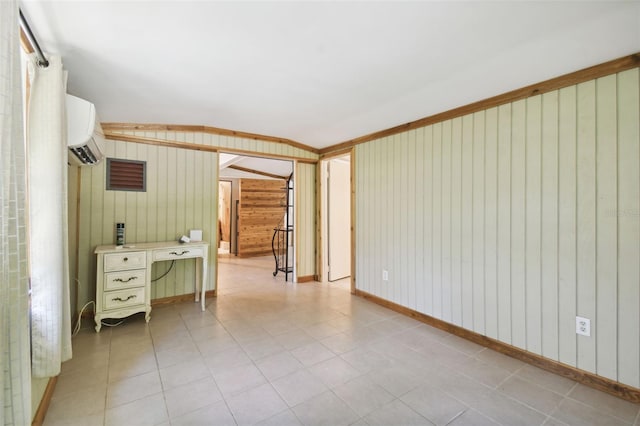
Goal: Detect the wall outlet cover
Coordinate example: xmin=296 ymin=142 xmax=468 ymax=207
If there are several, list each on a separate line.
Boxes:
xmin=576 ymin=316 xmax=591 ymax=337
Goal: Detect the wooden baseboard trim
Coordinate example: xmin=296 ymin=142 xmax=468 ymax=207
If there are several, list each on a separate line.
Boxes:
xmin=297 ymin=275 xmax=315 ymax=283
xmin=355 ymin=289 xmax=640 ymax=404
xmin=78 ymin=291 xmax=218 ymax=321
xmin=237 ymin=252 xmax=273 ymax=258
xmin=31 ymin=376 xmax=57 ymax=426
xmin=151 ymin=290 xmax=217 ymax=307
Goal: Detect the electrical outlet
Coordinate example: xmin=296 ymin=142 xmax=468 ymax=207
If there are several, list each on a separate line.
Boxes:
xmin=382 ymin=270 xmax=388 ymax=281
xmin=576 ymin=316 xmax=591 ymax=337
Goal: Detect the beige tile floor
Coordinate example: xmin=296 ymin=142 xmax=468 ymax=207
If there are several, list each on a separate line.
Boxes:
xmin=45 ymin=256 xmax=640 ymax=426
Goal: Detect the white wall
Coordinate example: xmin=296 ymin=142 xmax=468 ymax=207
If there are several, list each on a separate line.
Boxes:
xmin=355 ymin=68 xmax=640 ymax=388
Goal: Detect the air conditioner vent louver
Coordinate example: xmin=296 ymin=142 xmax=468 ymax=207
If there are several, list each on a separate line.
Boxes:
xmin=70 ymin=145 xmax=100 ymax=165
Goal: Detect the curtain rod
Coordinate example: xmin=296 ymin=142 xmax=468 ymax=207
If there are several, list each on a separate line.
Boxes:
xmin=19 ymin=9 xmax=49 ymax=68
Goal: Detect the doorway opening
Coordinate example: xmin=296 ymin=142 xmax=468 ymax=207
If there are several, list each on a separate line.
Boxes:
xmin=216 ymin=153 xmax=295 ymax=294
xmin=321 ymin=153 xmax=352 ymax=283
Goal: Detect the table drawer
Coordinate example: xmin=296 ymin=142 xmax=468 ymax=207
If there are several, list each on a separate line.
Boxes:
xmin=104 ymin=269 xmax=146 ymax=291
xmin=104 ymin=251 xmax=147 ymax=272
xmin=103 ymin=287 xmax=145 ymax=311
xmin=153 ymin=247 xmax=204 ymax=261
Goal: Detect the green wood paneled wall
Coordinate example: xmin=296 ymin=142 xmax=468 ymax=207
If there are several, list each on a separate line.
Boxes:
xmin=296 ymin=162 xmax=316 ymax=278
xmin=355 ymin=68 xmax=640 ymax=388
xmin=76 ymin=139 xmax=218 ymax=307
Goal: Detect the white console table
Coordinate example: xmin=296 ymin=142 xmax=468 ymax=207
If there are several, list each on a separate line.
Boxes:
xmin=94 ymin=241 xmax=209 ymax=332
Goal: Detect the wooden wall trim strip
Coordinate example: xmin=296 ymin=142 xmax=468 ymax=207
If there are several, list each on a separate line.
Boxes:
xmin=80 ymin=291 xmax=218 ymax=318
xmin=297 ymin=275 xmax=315 ymax=283
xmin=319 ymin=147 xmax=354 ymax=160
xmin=355 ymin=289 xmax=640 ymax=404
xmin=104 ymin=132 xmax=318 ymax=164
xmin=31 ymin=376 xmax=57 ymax=426
xmin=350 ymin=147 xmax=356 ymax=294
xmin=104 ymin=132 xmax=218 ymax=153
xmin=320 ymin=53 xmax=640 ymax=155
xmin=151 ymin=290 xmax=216 ymax=308
xmin=101 ymin=122 xmax=320 ymax=155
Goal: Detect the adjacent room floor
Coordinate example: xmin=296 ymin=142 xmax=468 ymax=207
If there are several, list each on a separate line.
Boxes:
xmin=44 ymin=256 xmax=640 ymax=426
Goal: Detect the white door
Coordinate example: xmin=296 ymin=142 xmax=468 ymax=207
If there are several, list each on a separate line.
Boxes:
xmin=328 ymin=157 xmax=351 ymax=281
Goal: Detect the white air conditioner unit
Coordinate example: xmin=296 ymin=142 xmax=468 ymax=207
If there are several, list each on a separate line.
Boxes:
xmin=66 ymin=94 xmax=105 ymax=166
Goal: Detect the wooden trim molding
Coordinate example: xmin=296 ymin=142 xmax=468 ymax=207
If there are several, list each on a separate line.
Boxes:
xmin=151 ymin=290 xmax=216 ymax=308
xmin=350 ymin=147 xmax=356 ymax=294
xmin=319 ymin=147 xmax=354 ymax=161
xmin=80 ymin=291 xmax=218 ymax=318
xmin=355 ymin=289 xmax=640 ymax=404
xmin=320 ymin=53 xmax=640 ymax=155
xmin=297 ymin=275 xmax=315 ymax=283
xmin=31 ymin=376 xmax=57 ymax=426
xmin=101 ymin=123 xmax=320 ymax=155
xmin=104 ymin=132 xmax=218 ymax=153
xmin=104 ymin=132 xmax=318 ymax=164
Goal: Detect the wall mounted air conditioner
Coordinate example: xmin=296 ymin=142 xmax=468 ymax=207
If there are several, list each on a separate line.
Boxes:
xmin=66 ymin=94 xmax=105 ymax=166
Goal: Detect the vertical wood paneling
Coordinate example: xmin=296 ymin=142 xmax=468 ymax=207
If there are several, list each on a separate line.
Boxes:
xmin=541 ymin=91 xmax=559 ymax=361
xmin=432 ymin=123 xmax=442 ymax=318
xmin=175 ymin=148 xmax=187 ymax=295
xmin=525 ymin=95 xmax=542 ymax=355
xmin=76 ymin=141 xmax=217 ymax=306
xmin=595 ymin=74 xmax=618 ymax=379
xmin=424 ymin=128 xmax=434 ymax=315
xmin=400 ymin=133 xmax=409 ymax=306
xmin=617 ymin=68 xmax=640 ymax=387
xmin=557 ymin=85 xmax=578 ymax=367
xmin=375 ymin=140 xmax=383 ymax=297
xmin=415 ymin=129 xmax=424 ymax=313
xmin=392 ymin=135 xmax=401 ymax=297
xmin=441 ymin=121 xmax=452 ymax=322
xmin=135 ymin=143 xmax=147 ymax=243
xmin=351 ymin=68 xmax=639 ymax=388
xmin=407 ymin=131 xmax=417 ymax=310
xmin=472 ymin=111 xmax=486 ymax=335
xmin=484 ymin=107 xmax=499 ymax=339
xmin=510 ymin=100 xmax=527 ymax=349
xmin=461 ymin=115 xmax=473 ymax=330
xmin=450 ymin=118 xmax=462 ymax=326
xmin=497 ymin=104 xmax=512 ymax=344
xmin=576 ymin=80 xmax=597 ymax=373
xmin=357 ymin=146 xmax=366 ymax=292
xmin=296 ymin=162 xmax=316 ymax=278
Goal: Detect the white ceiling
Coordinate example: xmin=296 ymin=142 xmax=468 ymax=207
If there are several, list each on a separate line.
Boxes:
xmin=20 ymin=1 xmax=640 ymax=150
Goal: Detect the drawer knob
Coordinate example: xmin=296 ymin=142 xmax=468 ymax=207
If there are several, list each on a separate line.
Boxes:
xmin=114 ymin=276 xmax=138 ymax=283
xmin=169 ymin=250 xmax=189 ymax=256
xmin=123 ymin=257 xmax=128 ymax=262
xmin=112 ymin=295 xmax=137 ymax=302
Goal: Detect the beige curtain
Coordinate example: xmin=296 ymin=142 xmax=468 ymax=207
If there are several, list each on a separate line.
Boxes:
xmin=28 ymin=54 xmax=73 ymax=378
xmin=0 ymin=1 xmax=32 ymax=424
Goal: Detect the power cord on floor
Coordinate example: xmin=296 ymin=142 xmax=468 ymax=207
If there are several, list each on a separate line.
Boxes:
xmin=73 ymin=300 xmax=126 ymax=336
xmin=73 ymin=300 xmax=95 ymax=336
